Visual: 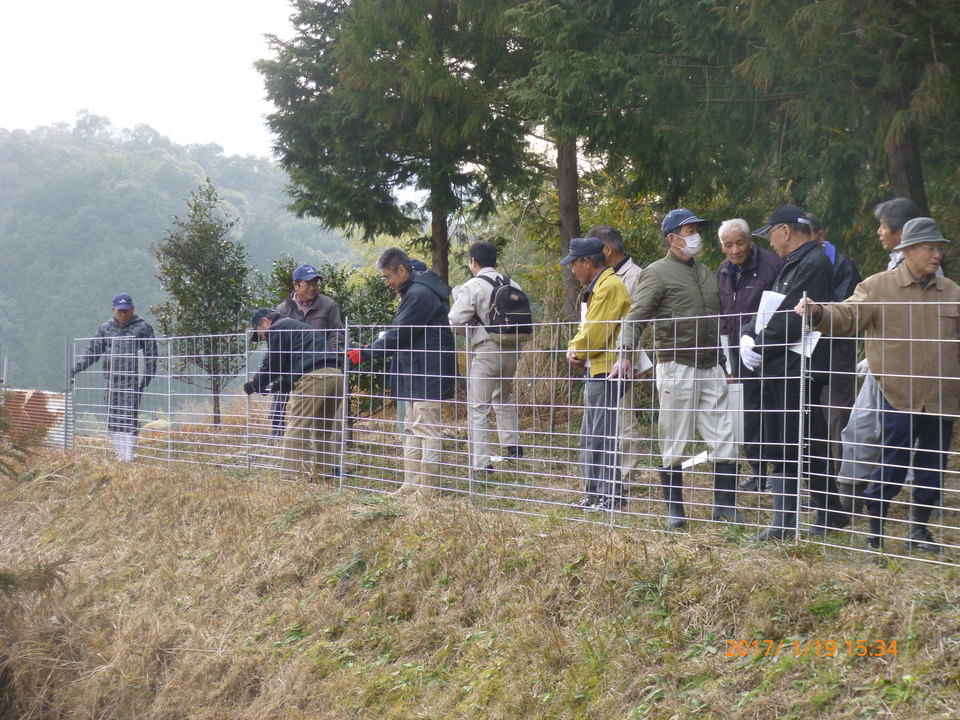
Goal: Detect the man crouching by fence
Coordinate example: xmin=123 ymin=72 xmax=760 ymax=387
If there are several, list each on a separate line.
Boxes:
xmin=347 ymin=248 xmax=457 ymax=499
xmin=245 ymin=309 xmax=344 ymax=483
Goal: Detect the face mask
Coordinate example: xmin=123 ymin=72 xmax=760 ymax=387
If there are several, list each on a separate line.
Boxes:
xmin=680 ymin=232 xmax=702 ymax=257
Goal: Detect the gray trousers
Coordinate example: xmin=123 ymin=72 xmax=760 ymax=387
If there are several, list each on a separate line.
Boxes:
xmin=580 ymin=377 xmax=624 ymax=500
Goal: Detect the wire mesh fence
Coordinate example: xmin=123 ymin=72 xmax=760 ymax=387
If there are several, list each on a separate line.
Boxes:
xmin=66 ymin=305 xmax=960 ymax=567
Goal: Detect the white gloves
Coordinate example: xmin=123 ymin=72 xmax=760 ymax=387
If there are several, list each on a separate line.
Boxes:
xmin=740 ymin=335 xmax=762 ymax=371
xmin=856 ymin=358 xmax=870 ymax=378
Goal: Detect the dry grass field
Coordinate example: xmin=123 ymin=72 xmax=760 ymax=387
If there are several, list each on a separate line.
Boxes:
xmin=1 ymin=448 xmax=959 ymax=719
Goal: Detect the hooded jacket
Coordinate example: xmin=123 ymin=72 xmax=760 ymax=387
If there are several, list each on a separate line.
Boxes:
xmin=362 ymin=269 xmax=457 ymax=401
xmin=249 ymin=316 xmax=343 ymax=393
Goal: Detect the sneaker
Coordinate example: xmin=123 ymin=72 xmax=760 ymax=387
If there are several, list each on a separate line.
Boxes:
xmin=505 ymin=446 xmax=524 ymax=459
xmin=905 ymin=527 xmax=939 ymax=553
xmin=595 ymin=497 xmax=625 ymax=511
xmin=572 ymin=496 xmax=599 ymax=509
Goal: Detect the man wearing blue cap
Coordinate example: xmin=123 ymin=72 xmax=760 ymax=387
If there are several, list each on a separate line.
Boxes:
xmin=563 ymin=237 xmax=632 ymax=510
xmin=797 ymin=217 xmax=960 ymax=553
xmin=73 ymin=293 xmax=157 ymax=461
xmin=610 ymin=209 xmax=740 ymax=528
xmin=270 ymin=263 xmax=345 ymax=436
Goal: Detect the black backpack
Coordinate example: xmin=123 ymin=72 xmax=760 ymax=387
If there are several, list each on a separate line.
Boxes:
xmin=477 ymin=274 xmax=533 ymax=343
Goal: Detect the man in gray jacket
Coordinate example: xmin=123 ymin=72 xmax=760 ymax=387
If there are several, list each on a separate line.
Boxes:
xmin=73 ymin=293 xmax=157 ymax=462
xmin=269 ymin=263 xmax=345 ymax=436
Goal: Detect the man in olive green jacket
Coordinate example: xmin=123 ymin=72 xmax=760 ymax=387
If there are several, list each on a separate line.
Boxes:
xmin=797 ymin=217 xmax=960 ymax=553
xmin=610 ymin=209 xmax=740 ymax=528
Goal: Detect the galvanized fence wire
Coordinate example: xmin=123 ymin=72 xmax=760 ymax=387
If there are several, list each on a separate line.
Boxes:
xmin=67 ymin=303 xmax=960 ymax=565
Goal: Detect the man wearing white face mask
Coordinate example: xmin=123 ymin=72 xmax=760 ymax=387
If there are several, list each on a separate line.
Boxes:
xmin=610 ymin=209 xmax=740 ymax=528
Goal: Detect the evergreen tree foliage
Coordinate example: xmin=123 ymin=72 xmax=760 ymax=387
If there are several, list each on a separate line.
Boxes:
xmin=151 ymin=180 xmax=260 ymax=426
xmin=257 ymin=0 xmax=539 ymax=281
xmin=0 ymin=118 xmax=350 ymax=392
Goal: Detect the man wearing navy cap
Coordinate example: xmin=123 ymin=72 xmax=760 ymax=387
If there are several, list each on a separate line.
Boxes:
xmin=270 ymin=263 xmax=345 ymax=436
xmin=275 ymin=264 xmax=344 ymax=351
xmin=610 ymin=209 xmax=741 ymax=528
xmin=73 ymin=293 xmax=157 ymax=461
xmin=740 ymin=203 xmax=843 ymax=540
xmin=563 ymin=237 xmax=632 ymax=510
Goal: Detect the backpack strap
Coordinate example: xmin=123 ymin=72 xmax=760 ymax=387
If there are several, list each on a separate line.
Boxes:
xmin=473 ymin=273 xmax=506 ymax=326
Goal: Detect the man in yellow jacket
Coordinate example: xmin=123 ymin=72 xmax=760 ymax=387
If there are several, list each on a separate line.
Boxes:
xmin=563 ymin=237 xmax=632 ymax=510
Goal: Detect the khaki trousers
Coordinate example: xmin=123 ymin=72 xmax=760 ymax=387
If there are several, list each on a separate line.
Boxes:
xmin=399 ymin=400 xmax=444 ymax=496
xmin=281 ymin=367 xmax=343 ymax=480
xmin=466 ymin=341 xmax=520 ymax=468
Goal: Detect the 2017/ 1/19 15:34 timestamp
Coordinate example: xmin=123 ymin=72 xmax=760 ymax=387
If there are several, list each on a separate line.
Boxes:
xmin=725 ymin=639 xmax=898 ymax=658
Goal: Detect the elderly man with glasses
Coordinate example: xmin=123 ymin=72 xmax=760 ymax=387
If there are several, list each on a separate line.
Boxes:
xmin=796 ymin=218 xmax=960 ymax=553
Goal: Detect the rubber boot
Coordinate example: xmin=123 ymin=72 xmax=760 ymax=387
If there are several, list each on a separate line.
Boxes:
xmin=753 ymin=473 xmax=797 ymax=541
xmin=712 ymin=462 xmax=744 ymax=523
xmin=807 ymin=469 xmax=850 ymax=536
xmin=905 ymin=504 xmax=939 ymax=553
xmin=866 ymin=501 xmax=887 ymax=551
xmin=658 ymin=467 xmax=686 ymax=529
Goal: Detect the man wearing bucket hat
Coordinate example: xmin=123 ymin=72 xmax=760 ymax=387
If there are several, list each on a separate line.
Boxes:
xmin=797 ymin=217 xmax=960 ymax=553
xmin=73 ymin=293 xmax=157 ymax=462
xmin=610 ymin=209 xmax=741 ymax=528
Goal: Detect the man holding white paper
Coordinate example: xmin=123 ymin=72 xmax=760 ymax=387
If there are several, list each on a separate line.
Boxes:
xmin=740 ymin=203 xmax=846 ymax=540
xmin=610 ymin=209 xmax=740 ymax=528
xmin=716 ymin=219 xmax=784 ymax=492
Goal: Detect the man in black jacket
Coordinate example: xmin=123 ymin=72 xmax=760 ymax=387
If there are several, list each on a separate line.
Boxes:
xmin=245 ymin=310 xmax=344 ymax=482
xmin=348 ymin=248 xmax=457 ymax=498
xmin=739 ymin=204 xmax=847 ymax=539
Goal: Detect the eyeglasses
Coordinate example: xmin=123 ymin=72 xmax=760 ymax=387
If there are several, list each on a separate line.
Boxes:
xmin=912 ymin=243 xmax=945 ymax=256
xmin=380 ymin=267 xmax=400 ymax=283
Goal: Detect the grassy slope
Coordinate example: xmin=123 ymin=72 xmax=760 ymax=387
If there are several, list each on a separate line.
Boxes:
xmin=0 ymin=450 xmax=959 ymax=719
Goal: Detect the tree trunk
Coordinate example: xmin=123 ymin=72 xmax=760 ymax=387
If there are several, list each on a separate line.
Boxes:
xmin=212 ymin=390 xmax=221 ymax=428
xmin=430 ymin=197 xmax=450 ymax=284
xmin=887 ymin=128 xmax=929 ymax=215
xmin=557 ymin=139 xmax=581 ymax=321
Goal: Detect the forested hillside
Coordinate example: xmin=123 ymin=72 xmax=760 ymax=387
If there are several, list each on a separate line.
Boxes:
xmin=0 ymin=115 xmax=352 ymax=391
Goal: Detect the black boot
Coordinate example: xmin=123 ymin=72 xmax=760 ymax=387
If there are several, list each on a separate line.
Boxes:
xmin=905 ymin=504 xmax=939 ymax=553
xmin=866 ymin=501 xmax=887 ymax=551
xmin=807 ymin=472 xmax=850 ymax=536
xmin=713 ymin=462 xmax=744 ymax=523
xmin=753 ymin=473 xmax=797 ymax=541
xmin=658 ymin=467 xmax=686 ymax=529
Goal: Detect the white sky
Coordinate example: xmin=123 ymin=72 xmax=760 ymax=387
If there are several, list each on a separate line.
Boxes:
xmin=0 ymin=0 xmax=295 ymax=157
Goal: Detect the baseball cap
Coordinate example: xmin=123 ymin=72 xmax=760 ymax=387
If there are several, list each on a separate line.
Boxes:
xmin=292 ymin=264 xmax=321 ymax=282
xmin=112 ymin=293 xmax=133 ymax=310
xmin=249 ymin=308 xmax=274 ymax=343
xmin=661 ymin=209 xmax=712 ymax=237
xmin=559 ymin=237 xmax=605 ymax=266
xmin=895 ymin=217 xmax=949 ymax=250
xmin=753 ymin=203 xmax=811 ymax=238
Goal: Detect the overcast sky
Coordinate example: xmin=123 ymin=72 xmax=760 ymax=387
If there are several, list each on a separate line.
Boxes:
xmin=0 ymin=0 xmax=295 ymax=157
